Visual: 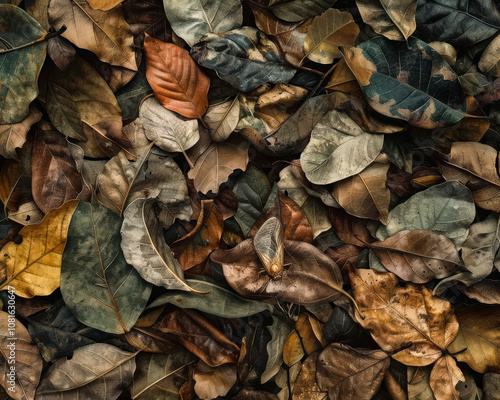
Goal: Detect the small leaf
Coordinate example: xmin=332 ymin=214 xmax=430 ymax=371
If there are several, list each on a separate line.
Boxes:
xmin=0 ymin=106 xmax=42 ymax=160
xmin=193 ymin=362 xmax=237 ymax=400
xmin=86 ymin=0 xmax=122 ymax=11
xmin=429 ymin=355 xmax=465 ymax=400
xmin=269 ymin=0 xmax=336 ymax=22
xmin=261 ymin=316 xmax=293 ymax=384
xmin=204 ymin=97 xmax=240 ymax=142
xmin=479 ymin=34 xmax=500 ymax=76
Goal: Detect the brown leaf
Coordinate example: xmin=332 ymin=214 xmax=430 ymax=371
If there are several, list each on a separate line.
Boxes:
xmin=384 ymin=371 xmax=407 ymax=400
xmin=332 ymin=155 xmax=391 ymax=223
xmin=187 ymin=140 xmax=249 ymax=195
xmin=439 ymin=142 xmax=500 ymax=212
xmin=316 ymin=343 xmax=391 ymax=400
xmin=124 ymin=326 xmax=179 ymax=353
xmin=144 ymin=34 xmax=209 ymax=119
xmin=155 ymin=309 xmax=240 ymax=367
xmin=31 ymin=128 xmax=83 ymax=214
xmin=329 ymin=208 xmax=376 ymax=247
xmin=429 ymin=355 xmax=464 ymax=400
xmin=295 ymin=313 xmax=326 ymax=354
xmin=291 ymin=352 xmax=327 ymax=400
xmin=348 ymin=268 xmax=459 ymax=366
xmin=86 ymin=0 xmax=122 ymax=11
xmin=47 ymin=36 xmax=76 ymax=72
xmin=370 ymin=230 xmax=461 ymax=284
xmin=0 ymin=106 xmax=41 ymax=161
xmin=448 ymin=305 xmax=500 ymax=373
xmin=283 ymin=330 xmax=305 ymax=367
xmin=123 ymin=0 xmax=172 ymax=43
xmin=325 ymin=58 xmax=361 ymax=94
xmin=171 ymin=200 xmax=223 ymax=271
xmin=211 ymin=239 xmax=347 ymax=306
xmin=250 ymin=191 xmax=314 ymax=243
xmin=460 ymin=280 xmax=500 ymax=305
xmin=194 ymin=362 xmax=237 ymax=400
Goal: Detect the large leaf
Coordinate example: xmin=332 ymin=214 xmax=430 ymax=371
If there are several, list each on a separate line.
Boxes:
xmin=164 ymin=0 xmax=242 ymax=46
xmin=61 ymin=200 xmax=152 ymax=334
xmin=190 ymin=27 xmax=296 ymax=92
xmin=303 ymin=8 xmax=359 ymax=64
xmin=269 ymin=0 xmax=336 ymax=22
xmin=121 ymin=198 xmax=197 ymax=292
xmin=415 ymin=0 xmax=500 ymax=47
xmin=0 ymin=201 xmax=77 ymax=297
xmin=36 ymin=343 xmax=136 ymax=400
xmin=300 ymin=110 xmax=384 ymax=185
xmin=0 ymin=106 xmax=41 ymax=160
xmin=383 ymin=181 xmax=476 ymax=248
xmin=0 ymin=312 xmax=42 ymax=400
xmin=187 ymin=140 xmax=249 ymax=195
xmin=48 ymin=0 xmax=137 ymax=70
xmin=149 ymin=277 xmax=273 ymax=317
xmin=356 ymin=0 xmax=417 ymax=41
xmin=448 ymin=305 xmax=500 ymax=374
xmin=342 ymin=36 xmax=467 ymax=129
xmin=144 ymin=35 xmax=209 ymax=119
xmin=349 ymin=268 xmax=459 ymax=366
xmin=0 ymin=5 xmax=47 ymax=124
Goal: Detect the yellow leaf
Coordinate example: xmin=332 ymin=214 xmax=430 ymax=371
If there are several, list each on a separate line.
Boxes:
xmin=0 ymin=200 xmax=79 ymax=297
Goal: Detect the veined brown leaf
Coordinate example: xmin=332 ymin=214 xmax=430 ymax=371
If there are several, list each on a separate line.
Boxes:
xmin=429 ymin=355 xmax=464 ymax=400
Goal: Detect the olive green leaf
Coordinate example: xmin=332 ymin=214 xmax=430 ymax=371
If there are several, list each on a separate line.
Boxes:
xmin=120 ymin=198 xmax=198 ymax=292
xmin=164 ymin=0 xmax=243 ymax=47
xmin=116 ymin=62 xmax=153 ymax=120
xmin=342 ymin=37 xmax=467 ymax=129
xmin=383 ymin=181 xmax=476 ymax=248
xmin=415 ymin=0 xmax=500 ymax=47
xmin=269 ymin=0 xmax=337 ymax=22
xmin=61 ymin=200 xmax=152 ymax=334
xmin=300 ymin=110 xmax=384 ymax=185
xmin=261 ymin=316 xmax=293 ymax=384
xmin=191 ymin=27 xmax=296 ymax=92
xmin=148 ymin=277 xmax=273 ymax=317
xmin=0 ymin=5 xmax=47 ymax=124
xmin=356 ymin=0 xmax=417 ymax=41
xmin=303 ymin=8 xmax=359 ymax=65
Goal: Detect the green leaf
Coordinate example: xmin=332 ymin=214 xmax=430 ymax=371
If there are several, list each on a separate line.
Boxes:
xmin=233 ymin=164 xmax=272 ymax=237
xmin=300 ymin=110 xmax=384 ymax=185
xmin=148 ymin=277 xmax=273 ymax=317
xmin=61 ymin=200 xmax=152 ymax=334
xmin=191 ymin=27 xmax=296 ymax=92
xmin=0 ymin=5 xmax=47 ymax=124
xmin=415 ymin=0 xmax=500 ymax=47
xmin=261 ymin=316 xmax=293 ymax=384
xmin=383 ymin=181 xmax=476 ymax=249
xmin=116 ymin=61 xmax=153 ymax=120
xmin=342 ymin=36 xmax=467 ymax=129
xmin=269 ymin=0 xmax=337 ymax=22
xmin=164 ymin=0 xmax=243 ymax=47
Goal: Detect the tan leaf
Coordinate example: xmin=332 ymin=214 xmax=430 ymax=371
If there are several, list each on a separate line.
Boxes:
xmin=48 ymin=0 xmax=136 ymax=70
xmin=325 ymin=58 xmax=361 ymax=94
xmin=348 ymin=268 xmax=459 ymax=366
xmin=194 ymin=362 xmax=237 ymax=400
xmin=144 ymin=34 xmax=210 ymax=119
xmin=429 ymin=355 xmax=464 ymax=400
xmin=479 ymin=33 xmax=500 ymax=77
xmin=295 ymin=314 xmax=326 ymax=354
xmin=428 ymin=41 xmax=457 ymax=66
xmin=87 ymin=0 xmax=122 ymax=11
xmin=0 ymin=200 xmax=78 ymax=297
xmin=291 ymin=352 xmax=327 ymax=400
xmin=460 ymin=280 xmax=500 ymax=305
xmin=283 ymin=330 xmax=305 ymax=367
xmin=407 ymin=366 xmax=435 ymax=400
xmin=204 ymin=97 xmax=240 ymax=142
xmin=0 ymin=107 xmax=41 ymax=161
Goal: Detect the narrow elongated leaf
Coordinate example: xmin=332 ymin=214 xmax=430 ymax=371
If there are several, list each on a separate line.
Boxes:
xmin=144 ymin=35 xmax=210 ymax=119
xmin=301 ymin=110 xmax=384 ymax=185
xmin=36 ymin=343 xmax=136 ymax=400
xmin=269 ymin=0 xmax=336 ymax=22
xmin=0 ymin=106 xmax=41 ymax=160
xmin=343 ymin=37 xmax=467 ymax=129
xmin=0 ymin=5 xmax=47 ymax=124
xmin=303 ymin=8 xmax=359 ymax=64
xmin=0 ymin=312 xmax=42 ymax=400
xmin=121 ymin=198 xmax=197 ymax=292
xmin=61 ymin=200 xmax=152 ymax=334
xmin=164 ymin=0 xmax=242 ymax=47
xmin=0 ymin=201 xmax=77 ymax=297
xmin=261 ymin=316 xmax=293 ymax=384
xmin=191 ymin=27 xmax=296 ymax=92
xmin=48 ymin=0 xmax=137 ymax=70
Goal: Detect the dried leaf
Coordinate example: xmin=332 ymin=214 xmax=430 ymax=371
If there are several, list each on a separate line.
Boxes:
xmin=0 ymin=107 xmax=41 ymax=161
xmin=194 ymin=362 xmax=237 ymax=400
xmin=204 ymin=97 xmax=240 ymax=142
xmin=429 ymin=355 xmax=464 ymax=400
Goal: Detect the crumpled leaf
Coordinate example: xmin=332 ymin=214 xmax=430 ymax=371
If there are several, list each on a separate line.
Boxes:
xmin=343 ymin=36 xmax=467 ymax=129
xmin=191 ymin=27 xmax=296 ymax=92
xmin=61 ymin=199 xmax=152 ymax=334
xmin=348 ymin=268 xmax=459 ymax=366
xmin=301 ymin=110 xmax=384 ymax=185
xmin=164 ymin=0 xmax=242 ymax=47
xmin=144 ymin=35 xmax=210 ymax=119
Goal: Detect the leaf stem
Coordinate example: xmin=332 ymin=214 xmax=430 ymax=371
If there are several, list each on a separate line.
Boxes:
xmin=0 ymin=25 xmax=67 ymax=54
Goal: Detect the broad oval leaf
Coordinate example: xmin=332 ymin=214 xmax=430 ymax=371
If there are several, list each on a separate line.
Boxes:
xmin=0 ymin=312 xmax=42 ymax=400
xmin=300 ymin=110 xmax=384 ymax=185
xmin=204 ymin=97 xmax=240 ymax=142
xmin=61 ymin=200 xmax=152 ymax=334
xmin=479 ymin=33 xmax=500 ymax=77
xmin=0 ymin=200 xmax=78 ymax=297
xmin=36 ymin=343 xmax=136 ymax=400
xmin=48 ymin=0 xmax=137 ymax=70
xmin=211 ymin=239 xmax=346 ymax=305
xmin=343 ymin=37 xmax=467 ymax=129
xmin=139 ymin=97 xmax=199 ymax=153
xmin=193 ymin=362 xmax=237 ymax=400
xmin=164 ymin=0 xmax=243 ymax=47
xmin=429 ymin=355 xmax=465 ymax=400
xmin=0 ymin=106 xmax=41 ymax=161
xmin=349 ymin=268 xmax=459 ymax=366
xmin=269 ymin=0 xmax=336 ymax=22
xmin=191 ymin=27 xmax=296 ymax=92
xmin=0 ymin=5 xmax=47 ymax=124
xmin=121 ymin=198 xmax=197 ymax=292
xmin=144 ymin=35 xmax=210 ymax=119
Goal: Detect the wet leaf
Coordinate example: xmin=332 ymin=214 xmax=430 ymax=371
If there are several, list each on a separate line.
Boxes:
xmin=61 ymin=200 xmax=152 ymax=334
